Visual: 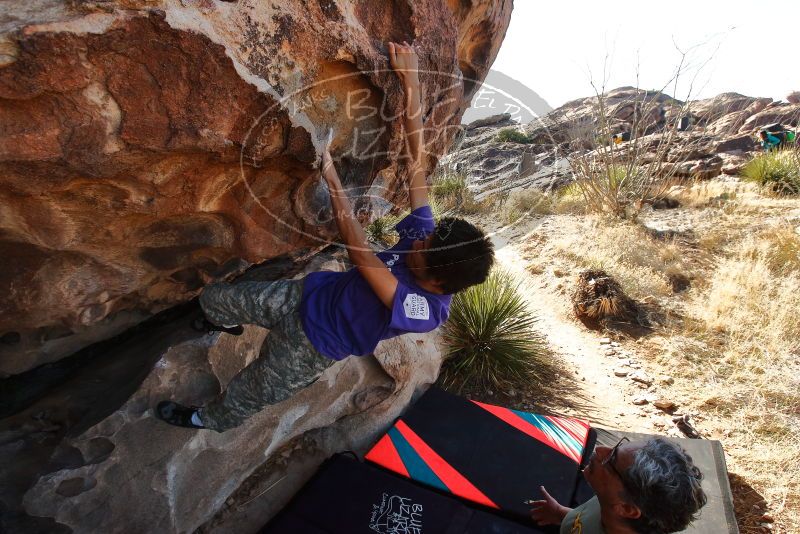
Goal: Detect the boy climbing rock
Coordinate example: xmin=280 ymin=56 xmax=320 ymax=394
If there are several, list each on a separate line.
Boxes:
xmin=156 ymin=42 xmax=494 ymax=431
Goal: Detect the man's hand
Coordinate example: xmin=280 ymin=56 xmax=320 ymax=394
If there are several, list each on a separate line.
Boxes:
xmin=389 ymin=41 xmax=419 ymax=88
xmin=529 ymin=486 xmax=570 ymax=526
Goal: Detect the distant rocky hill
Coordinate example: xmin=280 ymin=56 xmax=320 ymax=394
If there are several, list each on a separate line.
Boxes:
xmin=442 ymin=87 xmax=800 ymax=198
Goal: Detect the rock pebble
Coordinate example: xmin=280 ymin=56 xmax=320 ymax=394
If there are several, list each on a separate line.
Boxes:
xmin=629 ymin=371 xmax=653 ymax=386
xmin=653 ymin=399 xmax=677 ymax=412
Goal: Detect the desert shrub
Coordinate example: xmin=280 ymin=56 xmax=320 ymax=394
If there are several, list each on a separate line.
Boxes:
xmin=430 ymin=172 xmax=468 ymax=213
xmin=568 ymin=158 xmax=678 ymax=219
xmin=440 ymin=270 xmax=547 ymax=391
xmin=564 ymin=85 xmax=705 ymax=219
xmin=458 ymin=195 xmax=495 ymax=215
xmin=571 ymin=269 xmax=644 ymax=325
xmin=430 ymin=172 xmax=492 ymax=215
xmin=503 ymin=189 xmax=553 ymax=224
xmin=431 ymin=172 xmax=468 ymax=200
xmin=741 ymin=149 xmax=800 ymax=195
xmin=496 ymin=128 xmax=533 ymax=144
xmin=427 ymin=194 xmax=447 ymax=220
xmin=366 ymin=212 xmax=405 ymax=246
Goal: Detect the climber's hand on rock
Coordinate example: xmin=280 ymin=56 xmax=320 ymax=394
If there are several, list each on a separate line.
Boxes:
xmin=389 ymin=41 xmax=419 ymax=87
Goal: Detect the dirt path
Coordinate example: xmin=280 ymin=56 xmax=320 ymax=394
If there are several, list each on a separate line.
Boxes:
xmin=490 ymin=217 xmax=664 ymax=433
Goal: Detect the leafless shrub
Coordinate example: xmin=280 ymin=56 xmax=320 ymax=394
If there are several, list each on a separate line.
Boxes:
xmin=567 ymin=43 xmax=720 ymax=219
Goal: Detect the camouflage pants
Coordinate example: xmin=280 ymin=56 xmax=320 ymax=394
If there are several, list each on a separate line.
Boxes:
xmin=198 ymin=279 xmax=333 ymax=432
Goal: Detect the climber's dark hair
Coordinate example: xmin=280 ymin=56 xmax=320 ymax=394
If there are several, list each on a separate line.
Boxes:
xmin=423 ymin=217 xmax=494 ymax=294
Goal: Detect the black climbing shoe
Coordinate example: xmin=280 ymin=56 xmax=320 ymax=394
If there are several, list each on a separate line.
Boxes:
xmin=156 ymin=401 xmax=205 ymax=429
xmin=191 ymin=316 xmax=243 ymax=336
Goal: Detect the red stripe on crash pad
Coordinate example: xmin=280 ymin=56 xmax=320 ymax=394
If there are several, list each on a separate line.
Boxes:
xmin=394 ymin=419 xmax=499 ymax=509
xmin=471 ymin=401 xmax=573 ymax=460
xmin=365 ymin=434 xmax=409 ymax=478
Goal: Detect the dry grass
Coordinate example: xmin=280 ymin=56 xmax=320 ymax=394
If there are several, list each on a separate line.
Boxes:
xmin=548 ymin=217 xmax=688 ymax=299
xmin=504 ymin=178 xmax=800 ymax=530
xmin=677 ymin=232 xmax=800 ymax=530
xmin=502 ymin=189 xmax=554 ymax=224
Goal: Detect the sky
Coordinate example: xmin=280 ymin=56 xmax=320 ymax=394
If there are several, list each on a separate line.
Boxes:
xmin=488 ymin=0 xmax=799 ymax=111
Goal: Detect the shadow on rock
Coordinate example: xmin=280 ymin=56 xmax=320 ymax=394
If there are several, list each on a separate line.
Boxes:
xmin=0 ymin=254 xmax=305 ymax=532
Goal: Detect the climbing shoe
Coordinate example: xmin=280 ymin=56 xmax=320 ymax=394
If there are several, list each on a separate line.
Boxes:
xmin=156 ymin=401 xmax=205 ymax=429
xmin=191 ymin=316 xmax=244 ymax=336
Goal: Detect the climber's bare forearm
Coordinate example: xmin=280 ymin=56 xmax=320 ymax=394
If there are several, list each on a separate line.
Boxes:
xmin=402 ymin=78 xmax=424 ymax=165
xmin=402 ymin=79 xmax=429 ymax=210
xmin=322 ymin=165 xmax=369 ymax=257
xmin=390 ymin=41 xmax=429 ymax=210
xmin=322 ymin=163 xmax=398 ymax=308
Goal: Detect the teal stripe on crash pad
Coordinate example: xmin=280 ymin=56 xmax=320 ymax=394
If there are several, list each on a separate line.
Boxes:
xmin=387 ymin=426 xmax=449 ymax=493
xmin=513 ymin=410 xmax=582 ymax=455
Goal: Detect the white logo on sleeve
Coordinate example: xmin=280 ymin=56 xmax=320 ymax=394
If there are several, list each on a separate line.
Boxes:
xmin=403 ymin=293 xmax=430 ymax=320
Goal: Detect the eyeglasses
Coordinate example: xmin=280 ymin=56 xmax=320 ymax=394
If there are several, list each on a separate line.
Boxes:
xmin=602 ymin=437 xmax=635 ymax=495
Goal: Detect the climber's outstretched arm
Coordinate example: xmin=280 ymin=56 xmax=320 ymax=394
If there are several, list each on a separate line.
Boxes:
xmin=321 ymin=148 xmax=398 ymax=309
xmin=389 ymin=41 xmax=429 ymax=211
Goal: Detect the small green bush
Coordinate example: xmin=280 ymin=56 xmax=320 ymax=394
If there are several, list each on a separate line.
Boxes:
xmin=496 ymin=128 xmax=533 ymax=144
xmin=440 ymin=270 xmax=548 ymax=391
xmin=741 ymin=150 xmax=800 ymax=195
xmin=430 ymin=172 xmax=492 ymax=215
xmin=431 ymin=172 xmax=468 ymax=200
xmin=366 ymin=212 xmax=405 ymax=245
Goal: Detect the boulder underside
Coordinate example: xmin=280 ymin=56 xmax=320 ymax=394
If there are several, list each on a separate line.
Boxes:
xmin=0 ymin=0 xmax=512 ymax=375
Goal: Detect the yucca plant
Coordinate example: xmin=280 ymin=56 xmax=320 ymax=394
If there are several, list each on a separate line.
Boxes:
xmin=440 ymin=270 xmax=547 ymax=392
xmin=741 ymin=149 xmax=800 ymax=195
xmin=366 ymin=212 xmax=407 ymax=246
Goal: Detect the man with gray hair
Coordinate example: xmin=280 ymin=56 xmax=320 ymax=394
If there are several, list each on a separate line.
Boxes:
xmin=530 ymin=437 xmax=707 ymax=533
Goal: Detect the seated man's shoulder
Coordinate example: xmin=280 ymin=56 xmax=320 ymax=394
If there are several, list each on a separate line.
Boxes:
xmin=562 ymin=497 xmax=605 ymax=534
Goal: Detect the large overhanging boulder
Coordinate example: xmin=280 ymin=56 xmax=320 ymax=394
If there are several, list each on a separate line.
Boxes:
xmin=0 ymin=0 xmax=513 ymax=375
xmin=0 ymin=253 xmax=448 ymax=533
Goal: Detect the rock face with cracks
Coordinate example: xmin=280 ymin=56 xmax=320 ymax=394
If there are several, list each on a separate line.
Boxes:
xmin=0 ymin=0 xmax=513 ymax=375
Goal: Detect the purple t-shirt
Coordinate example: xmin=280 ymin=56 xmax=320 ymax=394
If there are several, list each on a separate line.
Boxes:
xmin=300 ymin=205 xmax=451 ymax=360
